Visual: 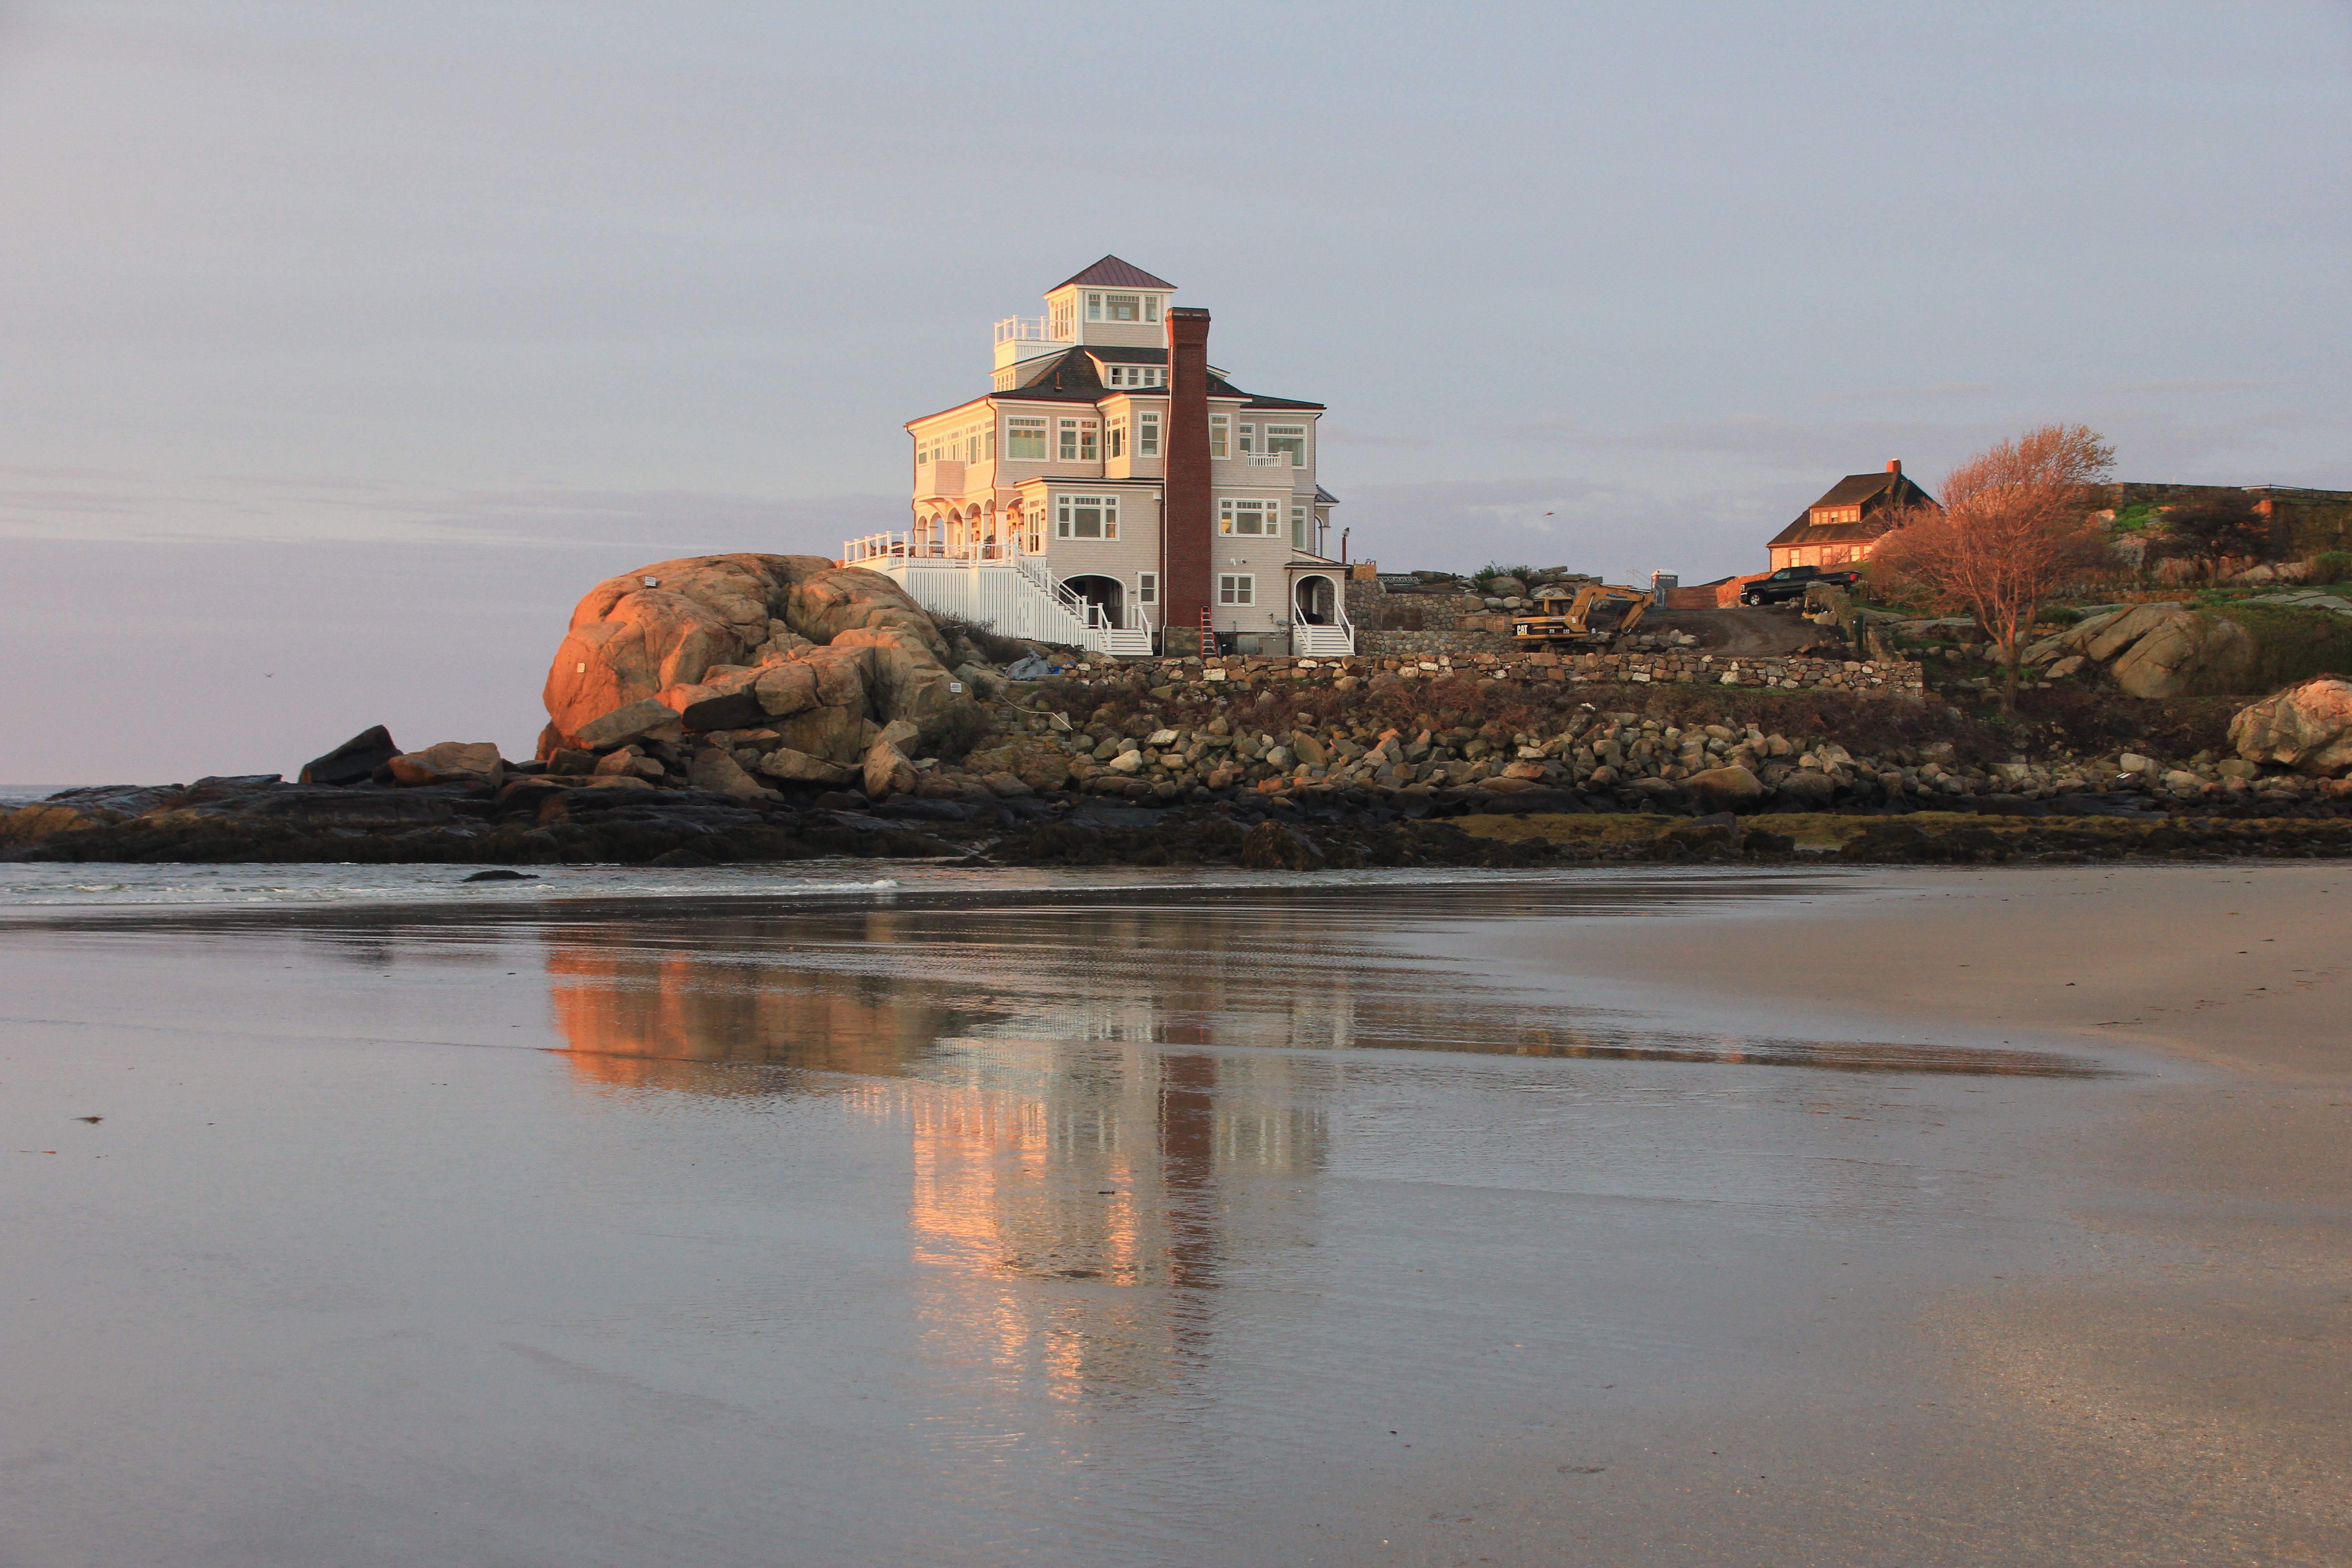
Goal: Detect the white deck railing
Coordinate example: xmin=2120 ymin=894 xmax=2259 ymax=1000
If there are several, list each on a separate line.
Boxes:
xmin=842 ymin=531 xmax=1151 ymax=656
xmin=994 ymin=316 xmax=1073 ymax=345
xmin=1290 ymin=593 xmax=1355 ymax=657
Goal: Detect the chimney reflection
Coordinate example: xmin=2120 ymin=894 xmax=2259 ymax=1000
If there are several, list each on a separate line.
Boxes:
xmin=539 ymin=902 xmax=1336 ymax=1397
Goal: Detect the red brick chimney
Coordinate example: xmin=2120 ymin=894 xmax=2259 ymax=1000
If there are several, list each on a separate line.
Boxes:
xmin=1162 ymin=306 xmax=1213 ymax=655
xmin=1887 ymin=459 xmax=1902 ymax=476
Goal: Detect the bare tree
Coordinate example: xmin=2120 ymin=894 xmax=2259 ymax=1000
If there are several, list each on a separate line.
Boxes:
xmin=2159 ymin=490 xmax=2269 ymax=581
xmin=1870 ymin=425 xmax=2115 ymax=711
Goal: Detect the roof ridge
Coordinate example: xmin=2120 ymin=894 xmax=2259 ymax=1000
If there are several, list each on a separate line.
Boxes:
xmin=1052 ymin=255 xmax=1178 ymax=292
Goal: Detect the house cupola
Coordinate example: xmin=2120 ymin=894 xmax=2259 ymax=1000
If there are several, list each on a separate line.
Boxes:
xmin=996 ymin=256 xmax=1178 ymax=376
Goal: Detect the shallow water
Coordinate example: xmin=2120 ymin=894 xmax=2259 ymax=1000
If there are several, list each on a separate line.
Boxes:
xmin=0 ymin=870 xmax=2268 ymax=1567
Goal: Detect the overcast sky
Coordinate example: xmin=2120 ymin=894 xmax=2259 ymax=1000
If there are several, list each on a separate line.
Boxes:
xmin=5 ymin=1 xmax=2348 ymax=780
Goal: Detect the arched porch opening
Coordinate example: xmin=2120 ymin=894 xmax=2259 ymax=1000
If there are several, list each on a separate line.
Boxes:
xmin=1294 ymin=573 xmax=1338 ymax=624
xmin=1065 ymin=574 xmax=1124 ymax=629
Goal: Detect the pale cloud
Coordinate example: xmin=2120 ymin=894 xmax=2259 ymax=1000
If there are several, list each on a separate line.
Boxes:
xmin=0 ymin=466 xmax=901 ymax=554
xmin=2092 ymin=376 xmax=2276 ymax=397
xmin=1816 ymin=381 xmax=2001 ymax=403
xmin=1316 ymin=425 xmax=1437 ymax=448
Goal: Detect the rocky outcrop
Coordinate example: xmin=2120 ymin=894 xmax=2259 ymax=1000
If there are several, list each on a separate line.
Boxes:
xmin=299 ymin=725 xmax=398 ymax=786
xmin=2025 ymin=603 xmax=2256 ymax=697
xmin=544 ymin=554 xmax=969 ymax=764
xmin=2107 ymin=611 xmax=2254 ymax=699
xmin=2231 ymin=678 xmax=2352 ymax=776
xmin=386 ymin=741 xmax=506 ymax=789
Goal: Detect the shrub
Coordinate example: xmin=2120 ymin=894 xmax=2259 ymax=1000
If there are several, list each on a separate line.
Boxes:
xmin=934 ymin=615 xmax=1033 ymax=666
xmin=2311 ymin=550 xmax=2352 ymax=587
xmin=2203 ymin=603 xmax=2352 ymax=691
xmin=921 ymin=702 xmax=994 ymax=763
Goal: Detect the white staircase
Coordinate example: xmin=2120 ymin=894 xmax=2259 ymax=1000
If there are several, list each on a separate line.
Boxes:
xmin=842 ymin=532 xmax=1150 ymax=657
xmin=1290 ymin=600 xmax=1356 ymax=656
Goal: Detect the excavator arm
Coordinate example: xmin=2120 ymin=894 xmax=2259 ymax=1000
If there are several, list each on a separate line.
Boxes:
xmin=1509 ymin=584 xmax=1655 ymax=647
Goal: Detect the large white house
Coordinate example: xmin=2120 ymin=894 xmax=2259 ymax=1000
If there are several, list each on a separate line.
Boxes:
xmin=843 ymin=257 xmax=1350 ymax=657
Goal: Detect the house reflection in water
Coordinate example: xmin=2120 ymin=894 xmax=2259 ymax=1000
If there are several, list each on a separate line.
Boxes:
xmin=540 ymin=902 xmax=1335 ymax=1399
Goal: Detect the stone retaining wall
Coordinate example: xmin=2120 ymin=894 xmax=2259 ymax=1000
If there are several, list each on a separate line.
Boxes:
xmin=1062 ymin=648 xmax=1926 ymax=697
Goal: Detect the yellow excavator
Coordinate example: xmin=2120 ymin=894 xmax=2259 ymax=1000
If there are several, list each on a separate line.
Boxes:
xmin=1509 ymin=582 xmax=1654 ymax=648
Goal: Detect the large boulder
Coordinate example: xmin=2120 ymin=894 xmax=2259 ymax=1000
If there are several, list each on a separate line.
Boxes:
xmin=2230 ymin=678 xmax=2352 ymax=776
xmin=541 ymin=552 xmax=955 ymax=747
xmin=1684 ymin=764 xmax=1766 ymax=812
xmin=2107 ymin=610 xmax=2255 ymax=698
xmin=574 ymin=699 xmax=683 ymax=752
xmin=299 ymin=725 xmax=398 ymax=786
xmin=386 ymin=742 xmax=505 ymax=789
xmin=2082 ymin=603 xmax=2180 ymax=662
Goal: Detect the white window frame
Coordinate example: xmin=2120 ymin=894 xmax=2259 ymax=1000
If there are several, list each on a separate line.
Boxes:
xmin=1209 ymin=414 xmax=1230 ymax=459
xmin=1265 ymin=424 xmax=1306 ymax=466
xmin=1218 ymin=574 xmax=1255 ymax=607
xmin=1137 ymin=411 xmax=1160 ymax=456
xmin=1219 ymin=497 xmax=1281 ymax=536
xmin=1108 ymin=417 xmax=1125 ymax=459
xmin=1237 ymin=422 xmax=1255 ymax=455
xmin=1055 ymin=495 xmax=1119 ymax=540
xmin=1291 ymin=505 xmax=1309 ymax=548
xmin=1136 ymin=572 xmax=1158 ymax=607
xmin=1058 ymin=419 xmax=1079 ymax=461
xmin=1005 ymin=417 xmax=1047 ymax=460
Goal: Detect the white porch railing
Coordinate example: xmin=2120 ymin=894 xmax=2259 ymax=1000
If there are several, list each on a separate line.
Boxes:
xmin=843 ymin=530 xmax=1037 ymax=566
xmin=843 ymin=531 xmax=1152 ymax=656
xmin=1290 ymin=594 xmax=1355 ymax=657
xmin=994 ymin=316 xmax=1073 ymax=345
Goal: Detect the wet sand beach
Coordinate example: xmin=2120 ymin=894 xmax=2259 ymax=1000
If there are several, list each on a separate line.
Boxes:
xmin=1 ymin=865 xmax=2345 ymax=1566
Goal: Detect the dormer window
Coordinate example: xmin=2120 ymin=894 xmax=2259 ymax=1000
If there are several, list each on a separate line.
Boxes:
xmin=1104 ymin=365 xmax=1166 ymax=388
xmin=1086 ymin=292 xmax=1158 ymax=323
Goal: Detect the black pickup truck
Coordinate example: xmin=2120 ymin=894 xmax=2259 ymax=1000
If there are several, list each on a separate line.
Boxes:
xmin=1741 ymin=565 xmax=1863 ymax=606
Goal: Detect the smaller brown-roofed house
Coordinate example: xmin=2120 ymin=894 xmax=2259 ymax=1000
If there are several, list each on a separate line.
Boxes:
xmin=1765 ymin=460 xmax=1938 ymax=571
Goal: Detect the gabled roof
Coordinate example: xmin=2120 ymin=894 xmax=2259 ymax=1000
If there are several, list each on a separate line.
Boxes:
xmin=1052 ymin=256 xmax=1177 ymax=292
xmin=1314 ymin=485 xmax=1339 ymax=505
xmin=1766 ymin=470 xmax=1938 ymax=548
